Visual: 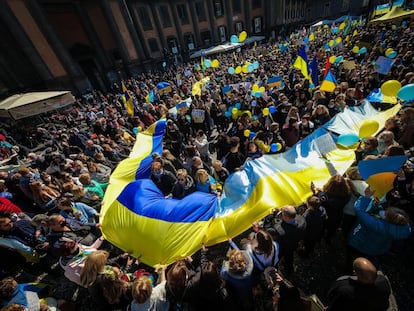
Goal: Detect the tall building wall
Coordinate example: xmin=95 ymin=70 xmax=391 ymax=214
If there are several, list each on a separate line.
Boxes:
xmin=0 ymin=0 xmax=369 ymax=97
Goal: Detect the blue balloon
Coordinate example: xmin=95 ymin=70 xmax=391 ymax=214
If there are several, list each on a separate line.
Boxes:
xmin=228 ymin=106 xmax=234 ymax=112
xmin=251 ymin=100 xmax=257 ymax=107
xmin=334 ymin=56 xmax=344 ymax=63
xmin=324 ymin=43 xmax=330 ymax=51
xmin=228 ymin=67 xmax=235 ymax=74
xmin=253 ymin=61 xmax=260 ymax=69
xmin=230 ymin=35 xmax=239 ymax=44
xmin=247 ymin=64 xmax=254 ymax=72
xmin=133 ymin=127 xmax=139 ymax=134
xmin=249 ymin=132 xmax=256 ymax=139
xmin=388 ymin=51 xmax=397 ymax=59
xmin=304 ymin=37 xmax=309 ymax=43
xmin=204 ymin=59 xmax=212 ymax=68
xmin=337 ymin=133 xmax=360 ymax=147
xmin=224 ymin=111 xmax=232 ymax=118
xmin=269 ymin=106 xmax=277 ymax=114
xmin=270 ymin=143 xmax=278 ymax=152
xmin=359 ymin=47 xmax=367 ymax=54
xmin=397 ymin=83 xmax=414 ymax=101
xmin=235 ymin=103 xmax=241 ymax=110
xmin=162 ymin=61 xmax=167 ymax=68
xmin=253 ymin=92 xmax=262 ymax=98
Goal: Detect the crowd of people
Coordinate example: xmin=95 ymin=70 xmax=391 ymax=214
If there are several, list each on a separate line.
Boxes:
xmin=0 ymin=13 xmax=413 ymax=311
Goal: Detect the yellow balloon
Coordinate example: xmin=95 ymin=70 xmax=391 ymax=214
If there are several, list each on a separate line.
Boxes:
xmin=243 ymin=110 xmax=252 ymax=118
xmin=335 ymin=37 xmax=342 ymax=44
xmin=309 ymin=33 xmax=315 ymax=41
xmin=329 ymin=40 xmax=335 ymax=47
xmin=238 ymin=31 xmax=247 ymax=43
xmin=339 ymin=22 xmax=346 ymax=30
xmin=329 ymin=56 xmax=337 ymax=64
xmin=263 ymin=108 xmax=269 ymax=116
xmin=276 ymin=143 xmax=282 ymax=151
xmin=235 ymin=66 xmax=242 ymax=74
xmin=252 ymin=84 xmax=259 ymax=92
xmin=381 ymin=80 xmax=402 ymax=97
xmin=359 ymin=120 xmax=379 ymax=138
xmin=244 ymin=129 xmax=251 ymax=137
xmin=232 ymin=108 xmax=238 ymax=115
xmin=385 ymin=48 xmax=394 ymax=57
xmin=211 ymin=59 xmax=220 ymax=68
xmin=323 ymin=24 xmax=329 ymax=29
xmin=352 ymin=46 xmax=360 ymax=53
xmin=259 ymin=86 xmax=265 ymax=93
xmin=242 ymin=65 xmax=249 ymax=73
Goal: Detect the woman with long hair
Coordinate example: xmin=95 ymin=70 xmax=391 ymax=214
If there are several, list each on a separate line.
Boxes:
xmin=245 ymin=230 xmax=279 ymax=273
xmin=321 ymin=175 xmax=352 ymax=244
xmin=81 ymin=250 xmax=133 ymax=310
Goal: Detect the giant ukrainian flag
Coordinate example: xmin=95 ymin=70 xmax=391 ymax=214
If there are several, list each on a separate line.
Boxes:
xmin=100 ymin=103 xmax=401 ymax=266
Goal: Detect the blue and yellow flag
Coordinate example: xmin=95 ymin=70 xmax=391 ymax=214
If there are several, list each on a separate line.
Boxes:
xmin=320 ymin=70 xmax=337 ymax=92
xmin=310 ymin=56 xmax=319 ymax=87
xmin=101 ymin=103 xmax=400 ymax=266
xmin=293 ymin=46 xmax=312 ymax=83
xmin=267 ymin=76 xmax=284 ymax=89
xmin=222 ymin=85 xmax=232 ymax=96
xmin=122 ymin=82 xmax=134 ymax=116
xmin=358 ymin=155 xmax=407 ymax=199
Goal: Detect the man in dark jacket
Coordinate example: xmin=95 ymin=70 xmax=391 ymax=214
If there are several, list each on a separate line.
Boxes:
xmin=150 ymin=161 xmax=177 ymax=196
xmin=327 ymin=257 xmax=391 ymax=311
xmin=264 ymin=205 xmax=306 ymax=274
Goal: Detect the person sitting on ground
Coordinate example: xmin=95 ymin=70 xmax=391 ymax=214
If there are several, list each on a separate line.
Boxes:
xmin=78 ymin=172 xmax=108 ymax=201
xmin=57 ymin=197 xmax=100 ymax=224
xmin=327 ymin=257 xmax=392 ymax=311
xmin=0 ymin=214 xmax=48 ymax=251
xmin=46 ymin=214 xmax=101 ymax=258
xmin=0 ymin=276 xmax=56 ymax=310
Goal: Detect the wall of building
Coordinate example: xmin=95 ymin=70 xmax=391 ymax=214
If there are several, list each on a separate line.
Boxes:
xmin=0 ymin=0 xmax=369 ymax=97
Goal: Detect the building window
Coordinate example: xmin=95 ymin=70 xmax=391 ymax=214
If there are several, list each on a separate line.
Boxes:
xmin=253 ymin=17 xmax=262 ymax=33
xmin=232 ymin=0 xmax=241 ymax=13
xmin=214 ymin=0 xmax=224 ymax=17
xmin=159 ymin=6 xmax=172 ymax=28
xmin=235 ymin=21 xmax=243 ymax=34
xmin=184 ymin=33 xmax=195 ymax=50
xmin=195 ymin=2 xmax=206 ymax=21
xmin=200 ymin=30 xmax=212 ymax=45
xmin=148 ymin=38 xmax=159 ymax=53
xmin=177 ymin=4 xmax=189 ymax=25
xmin=218 ymin=25 xmax=227 ymax=42
xmin=168 ymin=38 xmax=179 ymax=54
xmin=252 ymin=0 xmax=261 ymax=9
xmin=137 ymin=7 xmax=152 ymax=31
xmin=342 ymin=0 xmax=350 ymax=11
xmin=324 ymin=2 xmax=330 ymax=17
